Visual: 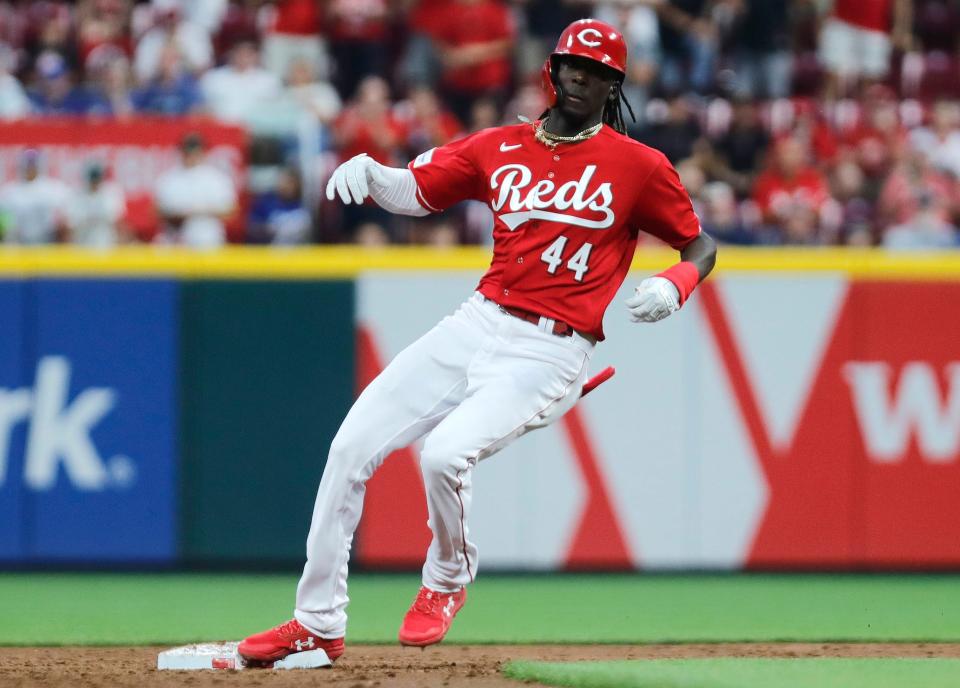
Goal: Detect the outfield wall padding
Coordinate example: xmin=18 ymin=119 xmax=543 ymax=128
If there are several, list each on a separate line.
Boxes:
xmin=0 ymin=275 xmax=354 ymax=566
xmin=1 ymin=248 xmax=959 ymax=570
xmin=178 ymin=281 xmax=354 ymax=562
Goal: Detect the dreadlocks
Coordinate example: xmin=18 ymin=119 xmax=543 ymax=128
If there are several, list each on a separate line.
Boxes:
xmin=603 ymin=81 xmax=636 ymax=135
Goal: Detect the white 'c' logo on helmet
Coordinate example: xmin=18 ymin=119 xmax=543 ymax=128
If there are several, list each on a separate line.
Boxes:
xmin=576 ymin=28 xmax=603 ymax=48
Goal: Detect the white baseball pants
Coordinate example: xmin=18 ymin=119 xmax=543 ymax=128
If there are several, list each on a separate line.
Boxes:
xmin=294 ymin=293 xmax=593 ymax=637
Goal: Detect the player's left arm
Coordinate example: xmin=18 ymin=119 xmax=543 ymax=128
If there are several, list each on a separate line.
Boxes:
xmin=679 ymin=231 xmax=717 ymax=284
xmin=626 ymin=155 xmax=718 ymax=324
xmin=626 ymin=230 xmax=717 ymax=323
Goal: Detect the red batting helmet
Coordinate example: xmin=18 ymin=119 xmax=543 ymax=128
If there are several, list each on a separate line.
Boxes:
xmin=541 ymin=19 xmax=628 ymax=108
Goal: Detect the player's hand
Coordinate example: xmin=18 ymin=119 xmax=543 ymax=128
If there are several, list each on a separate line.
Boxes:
xmin=325 ymin=153 xmax=389 ymax=205
xmin=625 ymin=277 xmax=680 ymax=323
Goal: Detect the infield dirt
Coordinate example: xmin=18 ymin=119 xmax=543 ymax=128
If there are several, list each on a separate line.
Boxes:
xmin=3 ymin=643 xmax=960 ymax=688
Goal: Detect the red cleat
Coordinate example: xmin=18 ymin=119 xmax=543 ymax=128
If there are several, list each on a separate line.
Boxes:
xmin=398 ymin=586 xmax=467 ymax=647
xmin=238 ymin=619 xmax=344 ymax=664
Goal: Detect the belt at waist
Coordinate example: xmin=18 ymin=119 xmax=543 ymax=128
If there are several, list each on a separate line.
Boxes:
xmin=490 ymin=299 xmax=575 ymax=338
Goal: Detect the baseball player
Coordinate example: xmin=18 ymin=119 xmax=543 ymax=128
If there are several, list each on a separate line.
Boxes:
xmin=239 ymin=18 xmax=717 ymax=665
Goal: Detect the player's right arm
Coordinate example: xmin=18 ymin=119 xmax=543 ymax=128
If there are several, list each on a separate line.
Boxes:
xmin=325 ymin=154 xmax=430 ymax=216
xmin=325 ymin=132 xmax=486 ymax=217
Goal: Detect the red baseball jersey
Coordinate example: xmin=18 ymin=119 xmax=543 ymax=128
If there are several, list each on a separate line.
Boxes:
xmin=408 ymin=122 xmax=701 ymax=340
xmin=834 ymin=0 xmax=891 ymax=32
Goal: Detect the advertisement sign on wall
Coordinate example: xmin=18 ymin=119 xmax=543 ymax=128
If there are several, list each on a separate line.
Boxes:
xmin=2 ymin=258 xmax=957 ymax=570
xmin=0 ymin=281 xmax=27 ymax=561
xmin=354 ymin=273 xmax=960 ymax=570
xmin=0 ymin=280 xmax=179 ymax=563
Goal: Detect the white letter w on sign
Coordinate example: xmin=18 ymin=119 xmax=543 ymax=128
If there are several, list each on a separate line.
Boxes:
xmin=843 ymin=362 xmax=960 ymax=464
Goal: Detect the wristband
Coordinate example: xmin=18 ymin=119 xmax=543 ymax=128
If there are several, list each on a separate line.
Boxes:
xmin=656 ymin=261 xmax=700 ymax=306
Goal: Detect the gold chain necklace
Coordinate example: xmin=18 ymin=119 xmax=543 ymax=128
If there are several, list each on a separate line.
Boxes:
xmin=533 ymin=117 xmax=603 ymax=149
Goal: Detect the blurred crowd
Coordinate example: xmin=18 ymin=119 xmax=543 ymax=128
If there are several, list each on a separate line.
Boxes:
xmin=1 ymin=0 xmax=960 ymax=249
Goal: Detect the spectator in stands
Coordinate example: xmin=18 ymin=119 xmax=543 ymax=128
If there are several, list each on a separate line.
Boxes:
xmin=1 ymin=0 xmax=955 ymax=249
xmin=656 ymin=0 xmax=730 ymax=95
xmin=789 ymin=98 xmax=840 ymax=168
xmin=0 ymin=4 xmax=25 ymax=53
xmin=89 ymin=50 xmax=136 ymax=117
xmin=134 ymin=0 xmax=212 ymax=84
xmin=162 ymin=0 xmax=227 ymax=36
xmin=635 ymin=95 xmax=702 ymax=164
xmin=353 ymin=222 xmax=390 ymax=247
xmin=213 ymin=0 xmax=260 ymax=60
xmin=909 ymin=98 xmax=960 ymax=179
xmin=332 ymin=75 xmax=406 ymax=240
xmin=818 ymin=0 xmax=913 ymax=99
xmin=400 ymin=0 xmax=445 ymax=88
xmin=326 ymin=0 xmax=390 ymax=96
xmin=430 ymin=0 xmax=515 ymax=123
xmin=883 ymin=189 xmax=959 ymax=248
xmin=752 ymin=136 xmax=836 ymax=243
xmin=246 ymin=55 xmax=342 ymax=159
xmin=23 ymin=2 xmax=78 ymax=75
xmin=781 ymin=201 xmax=830 ymax=244
xmin=65 ymin=161 xmax=127 ymax=248
xmin=28 ymin=51 xmax=107 ymax=114
xmin=836 ymin=87 xmax=906 ymax=184
xmin=0 ymin=42 xmax=29 ymax=118
xmin=333 ymin=75 xmax=406 ymax=165
xmin=261 ymin=0 xmax=329 ymax=84
xmin=407 ymin=216 xmax=461 ymax=247
xmin=905 ymin=1 xmax=960 ymax=99
xmin=830 ymin=159 xmax=875 ymax=245
xmin=0 ymin=149 xmax=71 ymax=244
xmin=729 ymin=0 xmax=792 ymax=99
xmin=133 ymin=42 xmax=202 ymax=114
xmin=282 ymin=56 xmax=342 ymax=126
xmin=698 ymin=180 xmax=756 ymax=244
xmin=200 ymin=40 xmax=281 ymax=126
xmin=399 ymin=85 xmax=462 ymax=157
xmin=248 ymin=166 xmax=312 ymax=244
xmin=154 ymin=133 xmax=237 ymax=248
xmin=913 ymin=0 xmax=960 ymax=54
xmin=76 ymin=0 xmax=133 ymax=68
xmin=676 ymin=155 xmax=707 ymax=206
xmin=877 ymin=149 xmax=960 ymax=232
xmin=705 ymin=99 xmax=769 ymax=197
xmin=467 ymin=96 xmax=499 ymax=133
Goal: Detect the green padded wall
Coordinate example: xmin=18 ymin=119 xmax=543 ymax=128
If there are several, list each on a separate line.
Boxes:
xmin=179 ymin=281 xmax=355 ymax=563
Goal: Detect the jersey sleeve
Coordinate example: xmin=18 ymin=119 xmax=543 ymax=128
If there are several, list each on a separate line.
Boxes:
xmin=633 ymin=155 xmax=702 ymax=249
xmin=408 ymin=132 xmax=486 ymax=212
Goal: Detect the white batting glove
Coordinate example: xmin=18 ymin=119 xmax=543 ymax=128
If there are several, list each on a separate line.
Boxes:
xmin=325 ymin=153 xmax=389 ymax=205
xmin=626 ymin=277 xmax=681 ymax=323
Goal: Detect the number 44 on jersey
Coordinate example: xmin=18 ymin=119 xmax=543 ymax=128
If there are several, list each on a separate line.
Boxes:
xmin=541 ymin=236 xmax=593 ymax=282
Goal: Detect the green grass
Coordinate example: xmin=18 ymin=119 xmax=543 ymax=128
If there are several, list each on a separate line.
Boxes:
xmin=1 ymin=573 xmax=958 ymax=645
xmin=503 ymin=659 xmax=960 ymax=688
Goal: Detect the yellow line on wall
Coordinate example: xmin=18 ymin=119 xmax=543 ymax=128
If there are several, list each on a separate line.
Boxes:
xmin=0 ymin=246 xmax=958 ymax=279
